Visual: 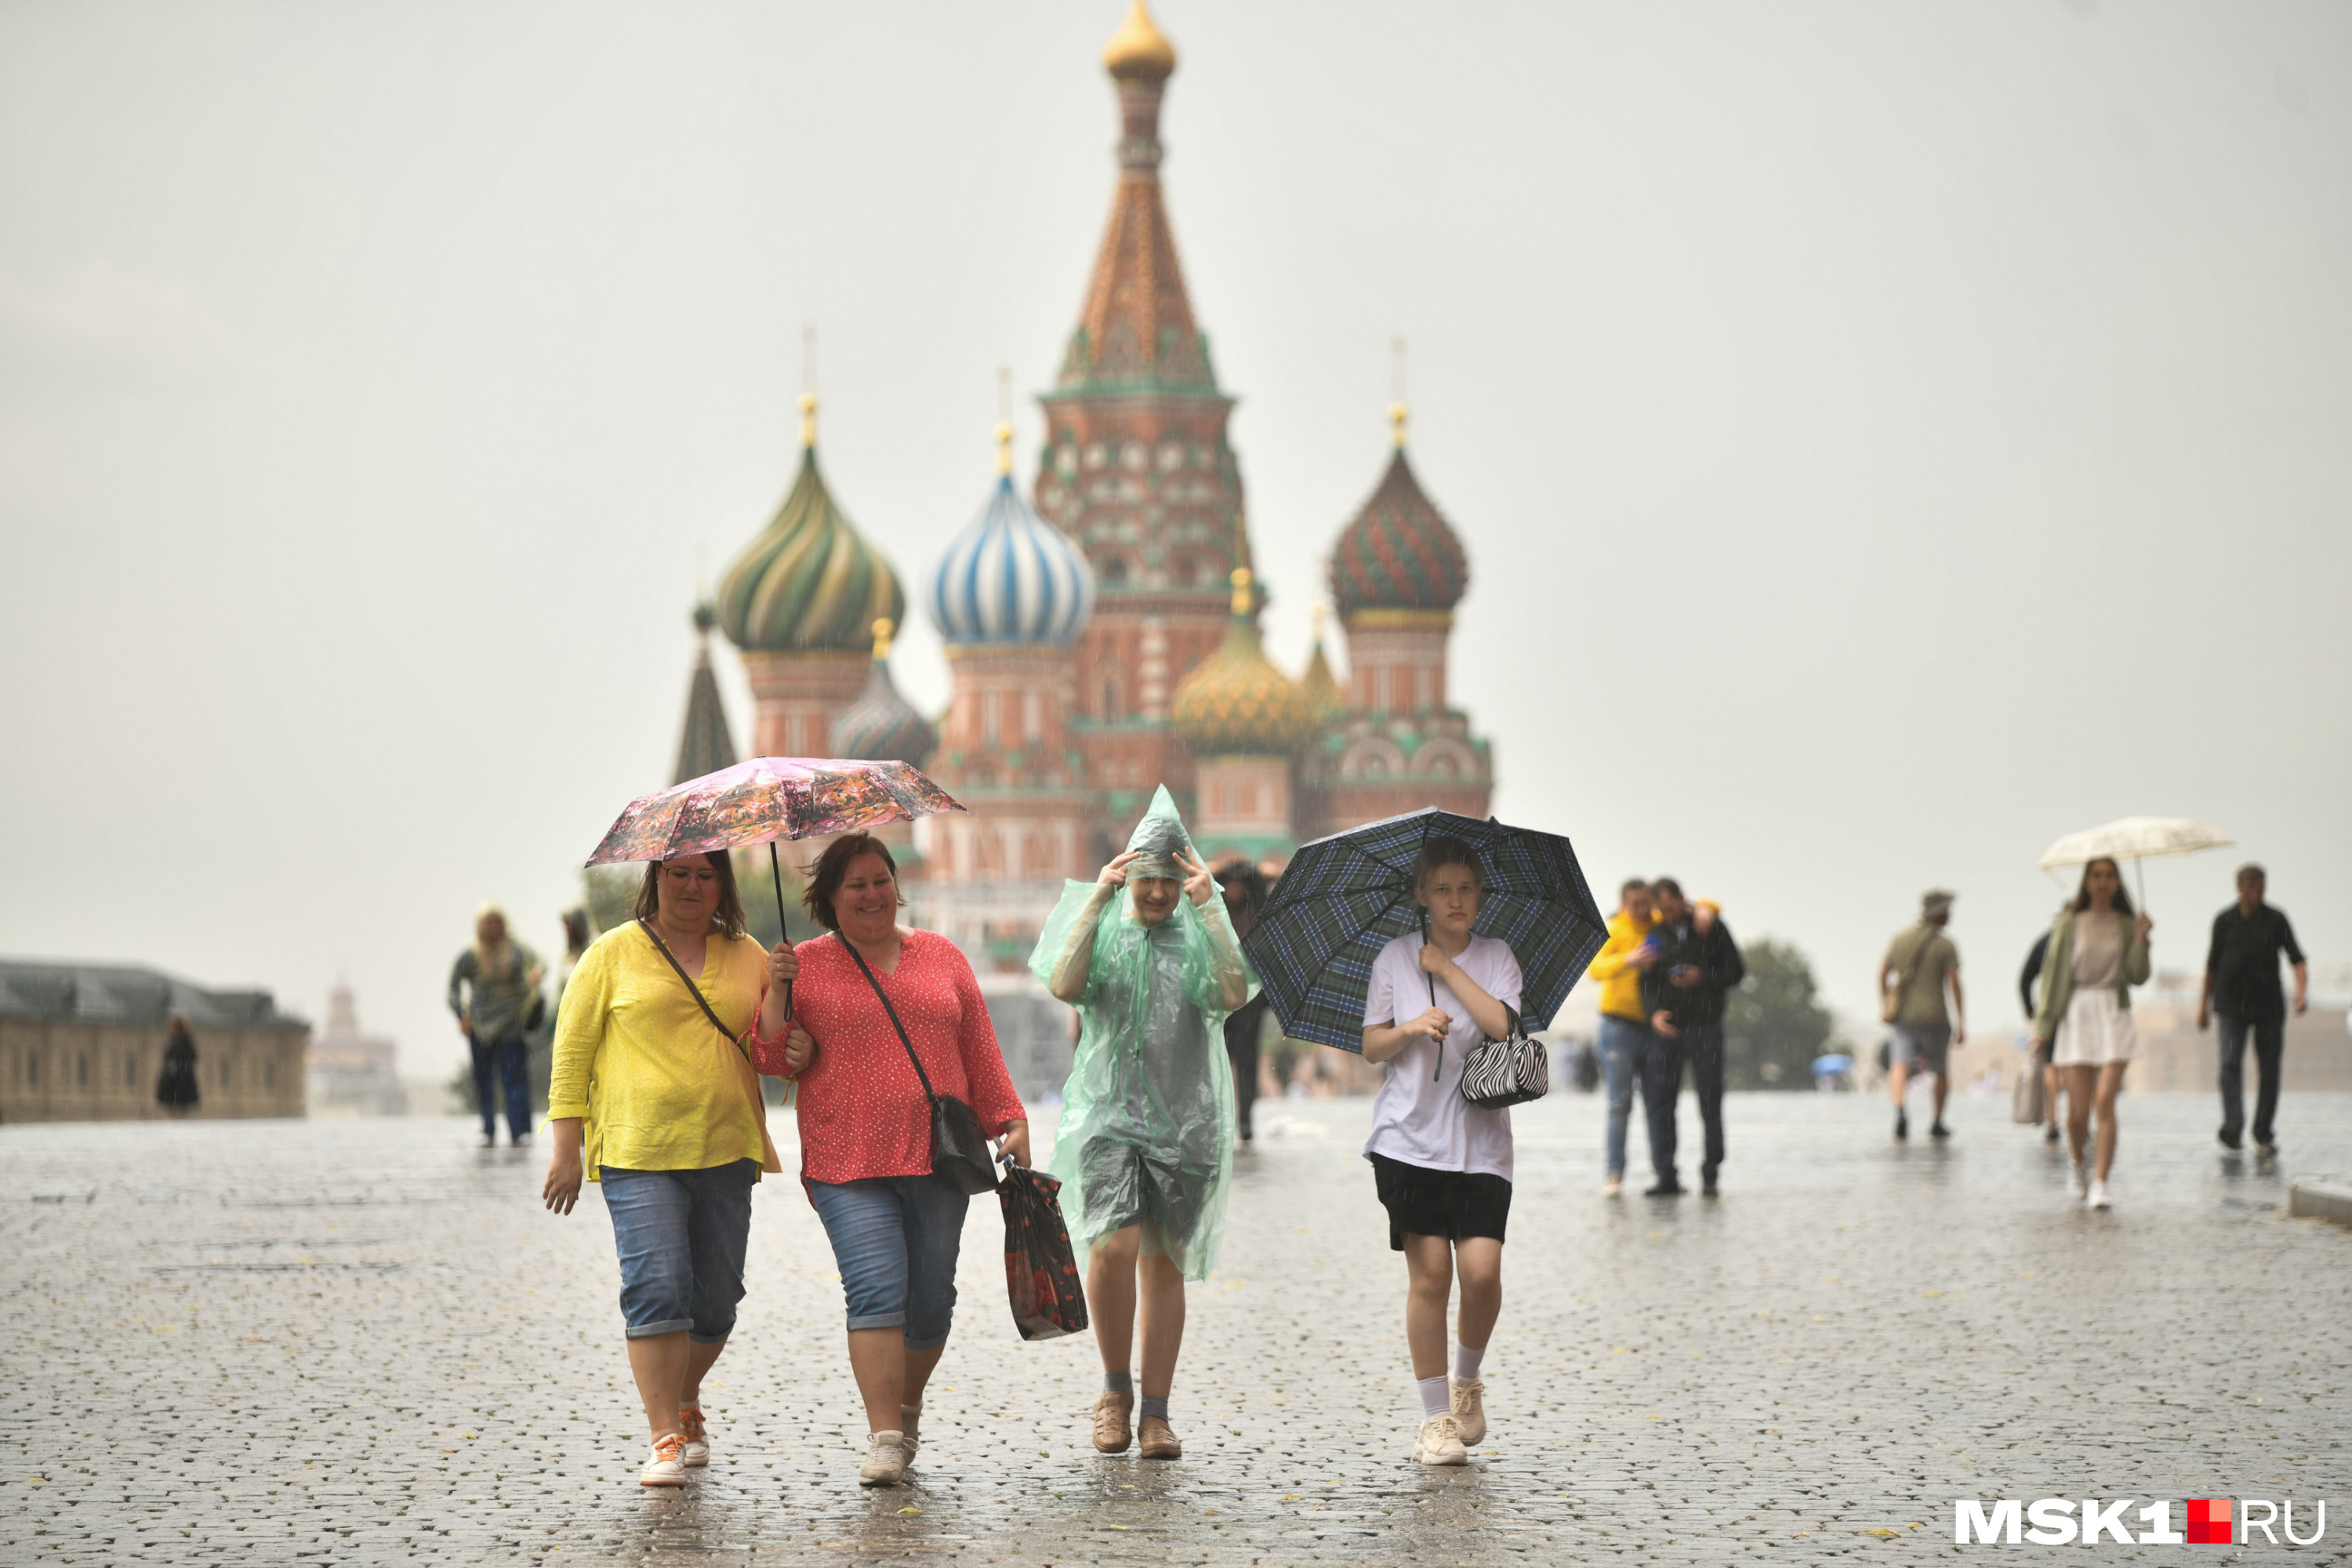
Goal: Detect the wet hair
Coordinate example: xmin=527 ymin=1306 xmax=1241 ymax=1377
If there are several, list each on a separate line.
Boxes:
xmin=802 ymin=832 xmax=904 ymax=932
xmin=1414 ymin=837 xmax=1483 ymax=891
xmin=1650 ymin=876 xmax=1684 ymax=900
xmin=2069 ymin=856 xmax=2136 ymax=917
xmin=1620 ymin=877 xmax=1650 ymax=898
xmin=2237 ymin=862 xmax=2266 ymax=885
xmin=634 ymin=851 xmax=748 ymax=939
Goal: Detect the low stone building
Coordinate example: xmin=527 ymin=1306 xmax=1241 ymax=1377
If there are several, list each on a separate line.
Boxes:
xmin=0 ymin=959 xmax=309 ymax=1123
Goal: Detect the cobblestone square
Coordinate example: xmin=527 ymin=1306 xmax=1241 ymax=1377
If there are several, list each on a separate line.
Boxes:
xmin=4 ymin=1089 xmax=2347 ymax=1565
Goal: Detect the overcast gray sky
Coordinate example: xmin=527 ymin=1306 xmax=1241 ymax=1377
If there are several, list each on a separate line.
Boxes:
xmin=4 ymin=2 xmax=2347 ymax=1080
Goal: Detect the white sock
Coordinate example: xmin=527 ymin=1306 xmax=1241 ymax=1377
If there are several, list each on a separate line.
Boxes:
xmin=1454 ymin=1344 xmax=1485 ymax=1382
xmin=1417 ymin=1374 xmax=1451 ymax=1419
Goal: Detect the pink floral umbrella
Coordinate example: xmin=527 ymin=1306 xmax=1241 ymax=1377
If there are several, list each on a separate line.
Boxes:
xmin=587 ymin=757 xmax=964 ymax=1006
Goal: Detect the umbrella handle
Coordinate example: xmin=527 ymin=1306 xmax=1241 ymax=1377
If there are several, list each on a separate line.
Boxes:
xmin=770 ymin=840 xmax=793 ymax=1019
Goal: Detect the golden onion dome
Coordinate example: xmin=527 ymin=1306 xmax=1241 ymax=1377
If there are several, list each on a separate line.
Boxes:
xmin=1103 ymin=0 xmax=1177 ymax=82
xmin=1171 ymin=569 xmax=1312 ymax=756
xmin=715 ymin=395 xmax=905 ymax=655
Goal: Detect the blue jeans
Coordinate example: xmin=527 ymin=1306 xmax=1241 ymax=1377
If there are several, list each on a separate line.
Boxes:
xmin=808 ymin=1174 xmax=971 ymax=1350
xmin=601 ymin=1161 xmax=757 ymax=1343
xmin=470 ymin=1032 xmax=531 ymax=1138
xmin=1597 ymin=1014 xmax=1651 ymax=1178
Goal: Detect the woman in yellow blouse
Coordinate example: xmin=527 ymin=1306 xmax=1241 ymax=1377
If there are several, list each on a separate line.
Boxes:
xmin=541 ymin=851 xmax=809 ymax=1487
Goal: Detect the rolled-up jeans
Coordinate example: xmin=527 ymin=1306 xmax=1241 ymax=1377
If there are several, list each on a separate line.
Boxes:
xmin=1597 ymin=1014 xmax=1651 ymax=1178
xmin=808 ymin=1174 xmax=971 ymax=1350
xmin=600 ymin=1160 xmax=757 ymax=1343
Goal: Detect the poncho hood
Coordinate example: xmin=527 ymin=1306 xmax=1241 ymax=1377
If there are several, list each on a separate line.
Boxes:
xmin=1123 ymin=784 xmax=1196 ymax=883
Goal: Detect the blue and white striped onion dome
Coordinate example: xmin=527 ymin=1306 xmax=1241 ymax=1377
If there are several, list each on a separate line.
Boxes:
xmin=929 ymin=476 xmax=1096 ymax=645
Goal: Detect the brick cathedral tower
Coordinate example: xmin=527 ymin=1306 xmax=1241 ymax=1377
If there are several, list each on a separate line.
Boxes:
xmin=1033 ymin=0 xmax=1242 ymax=853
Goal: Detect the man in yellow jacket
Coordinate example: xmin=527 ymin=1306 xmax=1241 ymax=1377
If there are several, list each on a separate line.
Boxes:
xmin=1586 ymin=880 xmax=1657 ymax=1197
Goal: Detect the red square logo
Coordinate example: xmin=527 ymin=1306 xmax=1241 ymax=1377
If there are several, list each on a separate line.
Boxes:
xmin=2186 ymin=1499 xmax=2232 ymax=1545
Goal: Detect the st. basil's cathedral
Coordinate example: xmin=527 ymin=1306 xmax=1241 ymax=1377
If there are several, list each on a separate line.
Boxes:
xmin=689 ymin=2 xmax=1494 ymax=971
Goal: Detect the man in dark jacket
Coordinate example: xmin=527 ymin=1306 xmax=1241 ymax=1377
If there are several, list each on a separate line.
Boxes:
xmin=1639 ymin=878 xmax=1746 ymax=1198
xmin=2199 ymin=864 xmax=2308 ymax=1155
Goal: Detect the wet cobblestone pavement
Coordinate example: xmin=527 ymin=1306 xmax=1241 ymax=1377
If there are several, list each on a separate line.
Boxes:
xmin=4 ymin=1089 xmax=2347 ymax=1565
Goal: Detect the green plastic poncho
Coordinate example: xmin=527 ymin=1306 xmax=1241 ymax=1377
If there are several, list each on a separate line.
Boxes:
xmin=1029 ymin=786 xmax=1255 ymax=1281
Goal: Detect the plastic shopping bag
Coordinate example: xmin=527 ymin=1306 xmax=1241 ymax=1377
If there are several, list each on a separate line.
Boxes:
xmin=999 ymin=1160 xmax=1089 ymax=1341
xmin=2010 ymin=1051 xmax=2047 ymax=1124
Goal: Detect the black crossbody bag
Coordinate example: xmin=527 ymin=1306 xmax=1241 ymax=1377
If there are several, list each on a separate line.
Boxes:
xmin=838 ymin=935 xmax=1001 ymax=1196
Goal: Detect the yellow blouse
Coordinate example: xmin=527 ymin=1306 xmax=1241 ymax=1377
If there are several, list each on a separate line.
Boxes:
xmin=547 ymin=923 xmax=769 ymax=1180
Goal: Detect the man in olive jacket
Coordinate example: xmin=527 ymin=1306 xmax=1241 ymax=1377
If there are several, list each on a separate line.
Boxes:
xmin=1639 ymin=879 xmax=1745 ymax=1198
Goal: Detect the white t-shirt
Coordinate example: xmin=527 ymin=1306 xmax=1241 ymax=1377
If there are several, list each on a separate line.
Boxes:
xmin=1360 ymin=931 xmax=1524 ymax=1181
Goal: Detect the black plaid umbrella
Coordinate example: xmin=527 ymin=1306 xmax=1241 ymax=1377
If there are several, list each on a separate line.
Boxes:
xmin=1243 ymin=808 xmax=1609 ymax=1053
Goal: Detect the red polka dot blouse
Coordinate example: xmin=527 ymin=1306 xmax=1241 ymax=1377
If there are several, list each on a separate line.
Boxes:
xmin=762 ymin=928 xmax=1026 ymax=1189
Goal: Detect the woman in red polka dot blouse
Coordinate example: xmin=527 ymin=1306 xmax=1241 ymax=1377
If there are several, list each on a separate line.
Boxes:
xmin=753 ymin=831 xmax=1028 ymax=1488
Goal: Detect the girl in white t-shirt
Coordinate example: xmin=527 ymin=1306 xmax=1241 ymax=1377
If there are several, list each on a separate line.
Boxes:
xmin=1359 ymin=837 xmax=1524 ymax=1467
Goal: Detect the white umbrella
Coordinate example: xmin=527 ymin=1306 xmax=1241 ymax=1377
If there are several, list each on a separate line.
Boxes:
xmin=2037 ymin=815 xmax=2233 ymax=905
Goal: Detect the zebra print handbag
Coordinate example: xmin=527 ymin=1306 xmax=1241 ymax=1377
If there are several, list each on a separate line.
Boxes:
xmin=1458 ymin=1004 xmax=1549 ymax=1110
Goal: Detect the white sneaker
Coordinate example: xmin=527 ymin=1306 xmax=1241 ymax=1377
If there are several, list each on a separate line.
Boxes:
xmin=1450 ymin=1377 xmax=1486 ymax=1446
xmin=2087 ymin=1178 xmax=2111 ymax=1210
xmin=1602 ymin=1175 xmax=1623 ymax=1198
xmin=898 ymin=1403 xmax=921 ymax=1464
xmin=677 ymin=1406 xmax=709 ymax=1468
xmin=639 ymin=1432 xmax=688 ymax=1487
xmin=858 ymin=1430 xmax=908 ymax=1487
xmin=1413 ymin=1413 xmax=1469 ymax=1466
xmin=2066 ymin=1162 xmax=2087 ymax=1200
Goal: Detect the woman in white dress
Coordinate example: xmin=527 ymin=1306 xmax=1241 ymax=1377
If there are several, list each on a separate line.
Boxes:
xmin=2028 ymin=856 xmax=2151 ymax=1210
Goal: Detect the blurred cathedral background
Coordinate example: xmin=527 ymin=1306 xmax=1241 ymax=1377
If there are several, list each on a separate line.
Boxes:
xmin=658 ymin=4 xmax=1497 ymax=1098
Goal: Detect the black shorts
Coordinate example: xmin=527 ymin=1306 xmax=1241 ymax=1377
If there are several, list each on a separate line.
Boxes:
xmin=1369 ymin=1152 xmax=1512 ymax=1252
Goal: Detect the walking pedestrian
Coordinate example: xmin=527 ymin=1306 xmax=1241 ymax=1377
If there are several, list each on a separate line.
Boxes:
xmin=764 ymin=832 xmax=1029 ymax=1489
xmin=1585 ymin=879 xmax=1657 ymax=1196
xmin=1639 ymin=884 xmax=1744 ymax=1197
xmin=2029 ymin=857 xmax=2151 ymax=1209
xmin=2198 ymin=864 xmax=2307 ymax=1155
xmin=1215 ymin=860 xmax=1274 ymax=1145
xmin=155 ymin=1013 xmax=199 ymax=1116
xmin=449 ymin=905 xmax=545 ymax=1147
xmin=1359 ymin=837 xmax=1525 ymax=1466
xmin=2019 ymin=926 xmax=2063 ymax=1143
xmin=540 ymin=851 xmax=787 ymax=1488
xmin=1034 ymin=789 xmax=1250 ymax=1465
xmin=1879 ymin=891 xmax=1964 ymax=1141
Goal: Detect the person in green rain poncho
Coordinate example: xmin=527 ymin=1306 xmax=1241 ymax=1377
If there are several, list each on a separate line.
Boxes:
xmin=1030 ymin=786 xmax=1254 ymax=1465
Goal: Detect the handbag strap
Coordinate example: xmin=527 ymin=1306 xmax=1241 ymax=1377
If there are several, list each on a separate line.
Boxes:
xmin=636 ymin=919 xmax=755 ymax=1069
xmin=837 ymin=932 xmax=938 ymax=1102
